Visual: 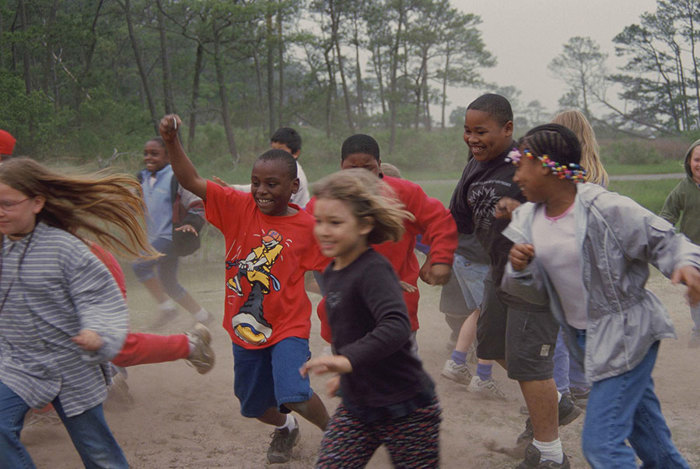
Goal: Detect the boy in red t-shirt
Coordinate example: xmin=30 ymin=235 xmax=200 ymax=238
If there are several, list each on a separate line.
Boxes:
xmin=159 ymin=114 xmax=329 ymax=465
xmin=309 ymin=134 xmax=457 ymax=345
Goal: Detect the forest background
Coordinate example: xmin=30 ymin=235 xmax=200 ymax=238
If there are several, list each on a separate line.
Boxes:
xmin=1 ymin=0 xmax=700 ymax=204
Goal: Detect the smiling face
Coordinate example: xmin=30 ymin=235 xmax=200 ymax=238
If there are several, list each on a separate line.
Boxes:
xmin=512 ymin=151 xmax=551 ymax=203
xmin=463 ymin=109 xmax=513 ymax=162
xmin=689 ymin=146 xmax=700 ymax=184
xmin=0 ymin=182 xmax=45 ymax=239
xmin=340 ymin=152 xmax=381 ymax=176
xmin=250 ymin=159 xmax=299 ymax=216
xmin=143 ymin=140 xmax=169 ymax=174
xmin=313 ymin=197 xmax=372 ymax=270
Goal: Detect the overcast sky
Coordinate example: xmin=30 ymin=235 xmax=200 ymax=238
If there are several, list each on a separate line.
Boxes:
xmin=449 ymin=0 xmax=658 ymax=114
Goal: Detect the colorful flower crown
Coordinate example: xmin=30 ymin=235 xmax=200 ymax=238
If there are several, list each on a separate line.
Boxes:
xmin=506 ymin=148 xmax=587 ymax=183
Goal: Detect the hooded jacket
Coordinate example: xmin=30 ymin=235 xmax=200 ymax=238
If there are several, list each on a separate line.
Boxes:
xmin=501 ymin=183 xmax=700 ymax=382
xmin=659 ymin=138 xmax=700 ymax=243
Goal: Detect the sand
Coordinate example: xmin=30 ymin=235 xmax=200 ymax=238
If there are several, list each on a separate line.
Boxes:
xmin=21 ymin=261 xmax=700 ymax=468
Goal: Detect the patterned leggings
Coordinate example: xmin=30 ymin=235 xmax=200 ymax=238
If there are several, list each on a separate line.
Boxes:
xmin=316 ymin=399 xmax=441 ymax=468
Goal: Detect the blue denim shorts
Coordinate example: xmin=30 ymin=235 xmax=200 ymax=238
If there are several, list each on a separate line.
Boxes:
xmin=232 ymin=337 xmax=313 ymax=418
xmin=452 ymin=254 xmax=489 ymax=311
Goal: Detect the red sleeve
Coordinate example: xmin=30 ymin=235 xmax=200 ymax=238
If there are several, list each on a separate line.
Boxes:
xmin=89 ymin=242 xmax=127 ymax=299
xmin=384 ymin=176 xmax=457 ymax=266
xmin=204 ymin=180 xmax=251 ymax=233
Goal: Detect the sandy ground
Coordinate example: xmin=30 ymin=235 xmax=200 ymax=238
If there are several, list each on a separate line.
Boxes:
xmin=21 ymin=257 xmax=700 ymax=468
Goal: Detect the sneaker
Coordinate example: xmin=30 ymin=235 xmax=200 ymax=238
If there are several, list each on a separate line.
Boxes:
xmin=516 ymin=443 xmax=570 ymax=469
xmin=569 ymin=387 xmax=590 ymax=409
xmin=24 ymin=408 xmax=62 ymax=427
xmin=467 ymin=375 xmax=507 ymax=400
xmin=152 ymin=305 xmax=178 ymax=329
xmin=185 ymin=323 xmax=215 ymax=374
xmin=441 ymin=359 xmax=472 ymax=384
xmin=267 ymin=417 xmax=300 ymax=464
xmin=517 ymin=393 xmax=582 ymax=446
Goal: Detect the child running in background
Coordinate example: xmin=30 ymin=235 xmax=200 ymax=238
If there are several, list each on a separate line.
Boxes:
xmin=0 ymin=157 xmax=153 ymax=468
xmin=301 ymin=169 xmax=441 ymax=468
xmin=503 ymin=124 xmax=700 ymax=468
xmin=159 ymin=114 xmax=330 ymax=465
xmin=133 ymin=137 xmax=212 ymax=328
xmin=309 ymin=134 xmax=457 ymax=348
xmin=0 ymin=129 xmax=16 ymax=162
xmin=660 ymin=138 xmax=700 ymax=347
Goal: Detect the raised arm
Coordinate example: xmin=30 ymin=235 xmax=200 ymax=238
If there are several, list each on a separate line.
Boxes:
xmin=159 ymin=114 xmax=208 ymax=199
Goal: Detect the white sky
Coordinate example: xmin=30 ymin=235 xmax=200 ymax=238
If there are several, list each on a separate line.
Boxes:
xmin=449 ymin=0 xmax=659 ymax=114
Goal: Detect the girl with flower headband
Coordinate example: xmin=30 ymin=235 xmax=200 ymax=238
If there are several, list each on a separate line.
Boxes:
xmin=501 ymin=123 xmax=700 ymax=468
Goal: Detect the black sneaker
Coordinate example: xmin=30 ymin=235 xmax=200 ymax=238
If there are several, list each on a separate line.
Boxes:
xmin=516 ymin=394 xmax=582 ymax=445
xmin=267 ymin=418 xmax=300 ymax=464
xmin=569 ymin=387 xmax=590 ymax=408
xmin=516 ymin=443 xmax=570 ymax=469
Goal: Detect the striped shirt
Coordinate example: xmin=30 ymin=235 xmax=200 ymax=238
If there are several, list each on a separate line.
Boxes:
xmin=0 ymin=223 xmax=128 ymax=417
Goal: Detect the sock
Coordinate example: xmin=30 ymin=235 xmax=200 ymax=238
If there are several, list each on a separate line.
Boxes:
xmin=451 ymin=350 xmax=467 ymax=365
xmin=557 ymin=390 xmax=563 ymax=402
xmin=533 ymin=438 xmax=564 ymax=464
xmin=476 ymin=363 xmax=492 ymax=381
xmin=194 ymin=308 xmax=209 ymax=322
xmin=276 ymin=413 xmax=296 ymax=431
xmin=158 ymin=299 xmax=176 ymax=312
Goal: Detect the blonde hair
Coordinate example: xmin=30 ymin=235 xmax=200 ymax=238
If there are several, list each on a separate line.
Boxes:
xmin=551 ymin=110 xmax=609 ymax=187
xmin=380 ymin=162 xmax=402 ymax=178
xmin=0 ymin=157 xmax=154 ymax=258
xmin=312 ymin=169 xmax=414 ymax=245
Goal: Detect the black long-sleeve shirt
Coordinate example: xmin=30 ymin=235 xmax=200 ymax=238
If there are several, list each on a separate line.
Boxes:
xmin=323 ymin=249 xmax=434 ymax=421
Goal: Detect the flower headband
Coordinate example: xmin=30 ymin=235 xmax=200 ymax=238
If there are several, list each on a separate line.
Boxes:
xmin=506 ymin=148 xmax=587 ymax=183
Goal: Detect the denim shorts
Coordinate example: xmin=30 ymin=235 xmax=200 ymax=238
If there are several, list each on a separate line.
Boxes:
xmin=232 ymin=337 xmax=313 ymax=418
xmin=452 ymin=254 xmax=489 ymax=312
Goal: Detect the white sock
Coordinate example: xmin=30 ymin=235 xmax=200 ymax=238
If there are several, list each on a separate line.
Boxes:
xmin=557 ymin=390 xmax=562 ymax=402
xmin=276 ymin=414 xmax=296 ymax=431
xmin=533 ymin=438 xmax=564 ymax=464
xmin=194 ymin=308 xmax=209 ymax=322
xmin=159 ymin=299 xmax=176 ymax=312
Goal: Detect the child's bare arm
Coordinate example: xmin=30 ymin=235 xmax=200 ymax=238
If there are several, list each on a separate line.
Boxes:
xmin=72 ymin=329 xmax=104 ymax=351
xmin=509 ymin=243 xmax=535 ymax=271
xmin=158 ymin=114 xmax=208 ymax=199
xmin=671 ymin=265 xmax=700 ymax=306
xmin=300 ymin=355 xmax=352 ymax=377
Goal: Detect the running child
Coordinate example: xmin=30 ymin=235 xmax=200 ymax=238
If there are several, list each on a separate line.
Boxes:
xmin=660 ymin=138 xmax=700 ymax=347
xmin=502 ymin=123 xmax=700 ymax=468
xmin=301 ymin=169 xmax=441 ymax=468
xmin=159 ymin=114 xmax=330 ymax=465
xmin=133 ymin=136 xmax=212 ymax=328
xmin=0 ymin=157 xmax=153 ymax=468
xmin=451 ymin=94 xmax=574 ymax=468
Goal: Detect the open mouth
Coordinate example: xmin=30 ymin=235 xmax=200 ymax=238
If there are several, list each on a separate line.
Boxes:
xmin=256 ymin=198 xmax=274 ymax=208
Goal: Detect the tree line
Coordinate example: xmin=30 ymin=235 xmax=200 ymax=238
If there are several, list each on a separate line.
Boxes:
xmin=0 ymin=0 xmax=697 ymax=164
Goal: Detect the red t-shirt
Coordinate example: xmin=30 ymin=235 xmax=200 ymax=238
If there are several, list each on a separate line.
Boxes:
xmin=89 ymin=242 xmax=127 ymax=299
xmin=205 ymin=181 xmax=328 ymax=349
xmin=309 ymin=175 xmax=457 ymax=332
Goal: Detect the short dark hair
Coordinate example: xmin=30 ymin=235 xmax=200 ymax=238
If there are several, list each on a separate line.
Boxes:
xmin=270 ymin=127 xmax=302 ymax=155
xmin=341 ymin=134 xmax=380 ymax=162
xmin=256 ymin=149 xmax=298 ymax=179
xmin=520 ymin=123 xmax=582 ymax=166
xmin=467 ymin=94 xmax=513 ymax=126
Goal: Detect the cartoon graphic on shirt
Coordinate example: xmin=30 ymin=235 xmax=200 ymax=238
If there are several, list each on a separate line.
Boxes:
xmin=227 ymin=230 xmax=284 ymax=345
xmin=468 ymin=184 xmax=501 ymax=231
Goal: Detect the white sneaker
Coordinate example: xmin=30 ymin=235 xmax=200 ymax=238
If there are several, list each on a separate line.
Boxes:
xmin=185 ymin=323 xmax=215 ymax=374
xmin=441 ymin=359 xmax=472 ymax=384
xmin=467 ymin=375 xmax=507 ymax=400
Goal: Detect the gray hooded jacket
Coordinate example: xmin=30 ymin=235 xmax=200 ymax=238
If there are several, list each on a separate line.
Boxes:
xmin=501 ymin=183 xmax=700 ymax=382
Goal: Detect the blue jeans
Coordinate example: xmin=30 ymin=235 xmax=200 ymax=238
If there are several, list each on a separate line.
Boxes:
xmin=132 ymin=236 xmax=186 ymax=300
xmin=552 ymin=329 xmax=589 ymax=393
xmin=0 ymin=380 xmax=128 ymax=468
xmin=581 ymin=340 xmax=689 ymax=468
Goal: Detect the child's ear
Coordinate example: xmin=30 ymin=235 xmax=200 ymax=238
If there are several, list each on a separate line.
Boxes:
xmin=360 ymin=216 xmax=374 ymax=235
xmin=291 ymin=177 xmax=300 ymax=194
xmin=503 ymin=120 xmax=514 ymax=137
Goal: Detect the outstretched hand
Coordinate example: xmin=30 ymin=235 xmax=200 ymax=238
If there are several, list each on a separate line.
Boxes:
xmin=159 ymin=114 xmax=181 ymax=144
xmin=300 ymin=355 xmax=352 ymax=378
xmin=72 ymin=329 xmax=103 ymax=351
xmin=174 ymin=224 xmax=198 ymax=237
xmin=671 ymin=265 xmax=700 ymax=306
xmin=509 ymin=243 xmax=535 ymax=271
xmin=494 ymin=197 xmax=521 ymax=220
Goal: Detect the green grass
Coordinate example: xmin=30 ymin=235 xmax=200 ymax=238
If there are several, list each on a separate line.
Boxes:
xmin=608 ymin=179 xmax=680 ymax=214
xmin=604 ymin=160 xmax=685 ymax=176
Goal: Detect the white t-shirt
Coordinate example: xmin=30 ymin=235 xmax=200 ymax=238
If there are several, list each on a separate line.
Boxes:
xmin=532 ymin=202 xmax=587 ymax=329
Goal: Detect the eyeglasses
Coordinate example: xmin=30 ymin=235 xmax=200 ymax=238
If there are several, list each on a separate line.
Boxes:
xmin=0 ymin=198 xmax=31 ymax=211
